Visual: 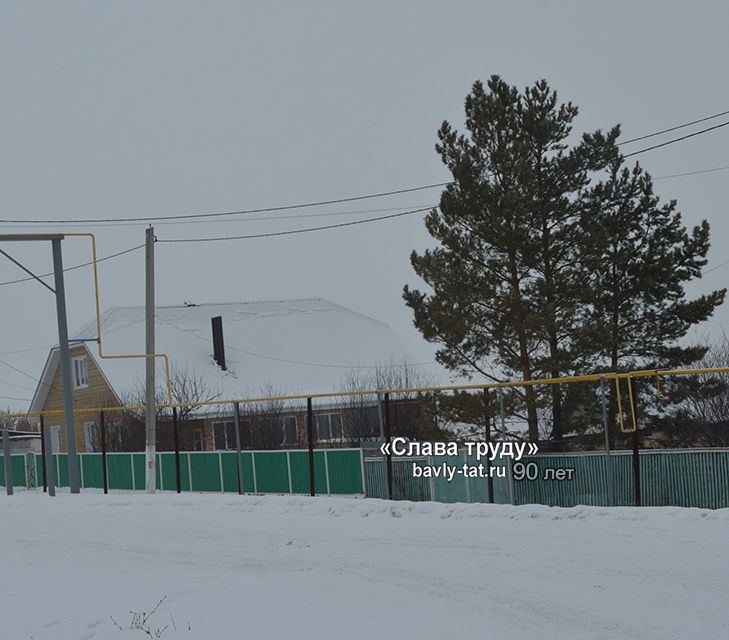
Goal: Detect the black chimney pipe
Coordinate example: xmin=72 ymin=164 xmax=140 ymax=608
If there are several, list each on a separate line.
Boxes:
xmin=211 ymin=316 xmax=226 ymax=370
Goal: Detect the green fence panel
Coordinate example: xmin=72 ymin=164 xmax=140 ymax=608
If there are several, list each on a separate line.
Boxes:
xmin=513 ymin=455 xmax=596 ymax=507
xmin=432 ymin=454 xmax=468 ymax=503
xmin=132 ymin=454 xmax=146 ymax=491
xmin=253 ymin=451 xmax=290 ymax=493
xmin=0 ymin=455 xmax=14 ymax=487
xmin=241 ymin=452 xmax=255 ymax=492
xmin=289 ymin=451 xmax=308 ymax=493
xmin=11 ymin=455 xmax=25 ymax=487
xmin=463 ymin=453 xmax=509 ymax=504
xmin=158 ymin=453 xmax=191 ymax=492
xmin=80 ymin=454 xmax=104 ymax=489
xmin=0 ymin=454 xmax=56 ymax=489
xmin=364 ymin=457 xmax=430 ymax=501
xmin=326 ymin=450 xmax=364 ymax=494
xmin=364 ymin=458 xmax=386 ymax=499
xmin=220 ymin=452 xmax=252 ymax=493
xmin=639 ymin=451 xmax=729 ymax=509
xmin=221 ymin=451 xmax=254 ymax=493
xmin=107 ymin=453 xmax=134 ymax=490
xmin=189 ymin=453 xmax=222 ymax=492
xmin=55 ymin=454 xmax=70 ymax=487
xmin=288 ymin=450 xmax=327 ymax=494
xmin=34 ymin=453 xmax=57 ymax=489
xmin=159 ymin=453 xmax=176 ymax=491
xmin=0 ymin=454 xmax=27 ymax=487
xmin=393 ymin=459 xmax=429 ymax=500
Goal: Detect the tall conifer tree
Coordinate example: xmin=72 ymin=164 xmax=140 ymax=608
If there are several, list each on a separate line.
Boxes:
xmin=579 ymin=158 xmax=726 ymax=432
xmin=404 ymin=76 xmax=617 ymax=441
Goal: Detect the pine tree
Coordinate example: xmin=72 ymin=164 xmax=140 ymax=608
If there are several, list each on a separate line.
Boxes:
xmin=403 ymin=76 xmax=617 ymax=442
xmin=579 ymin=158 xmax=726 ymax=434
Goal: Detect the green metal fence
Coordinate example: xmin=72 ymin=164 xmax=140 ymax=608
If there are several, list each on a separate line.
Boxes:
xmin=3 ymin=447 xmax=729 ymax=509
xmin=362 ymin=448 xmax=729 ymax=509
xmin=8 ymin=448 xmax=365 ymax=496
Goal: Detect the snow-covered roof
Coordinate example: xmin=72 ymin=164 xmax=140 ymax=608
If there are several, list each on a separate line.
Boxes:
xmin=30 ymin=298 xmax=417 ymax=410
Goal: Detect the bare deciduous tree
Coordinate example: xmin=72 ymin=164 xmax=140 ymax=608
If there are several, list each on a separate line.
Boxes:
xmin=337 ymin=359 xmax=445 ymax=444
xmin=121 ymin=366 xmax=223 ymax=451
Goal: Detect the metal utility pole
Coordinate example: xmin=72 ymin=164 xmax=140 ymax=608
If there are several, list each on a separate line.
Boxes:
xmin=498 ymin=386 xmax=514 ymax=505
xmin=599 ymin=377 xmax=614 ymax=506
xmin=145 ymin=226 xmax=156 ymax=493
xmin=51 ymin=238 xmax=80 ymax=493
xmin=0 ymin=235 xmax=80 ymax=494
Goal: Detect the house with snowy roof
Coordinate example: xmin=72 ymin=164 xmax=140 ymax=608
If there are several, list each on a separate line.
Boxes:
xmin=28 ymin=298 xmax=431 ymax=454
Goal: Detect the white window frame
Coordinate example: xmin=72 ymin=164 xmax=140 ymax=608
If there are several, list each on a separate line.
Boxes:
xmin=212 ymin=420 xmax=235 ymax=450
xmin=315 ymin=413 xmax=343 ymax=443
xmin=49 ymin=425 xmax=61 ymax=453
xmin=84 ymin=421 xmax=97 ymax=453
xmin=72 ymin=355 xmax=88 ymax=389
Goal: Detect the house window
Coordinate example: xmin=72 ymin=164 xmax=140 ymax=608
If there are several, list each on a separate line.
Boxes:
xmin=84 ymin=421 xmax=97 ymax=452
xmin=212 ymin=419 xmax=253 ymax=450
xmin=213 ymin=421 xmax=236 ymax=450
xmin=49 ymin=426 xmax=61 ymax=453
xmin=282 ymin=416 xmax=298 ymax=446
xmin=316 ymin=413 xmax=343 ymax=442
xmin=72 ymin=356 xmax=88 ymax=389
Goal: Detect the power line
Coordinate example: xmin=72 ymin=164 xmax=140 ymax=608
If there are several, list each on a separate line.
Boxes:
xmin=0 ymin=110 xmax=727 ymax=228
xmin=157 ymin=207 xmax=433 ymax=244
xmin=0 ymin=244 xmax=144 ymax=287
xmin=153 ymin=158 xmax=729 ymax=245
xmin=0 ymin=204 xmax=432 ymax=229
xmin=0 ymin=159 xmax=725 ymax=276
xmin=0 ymin=346 xmax=52 ymax=356
xmin=620 ymin=108 xmax=729 ymax=145
xmin=623 ymin=120 xmax=729 ymax=158
xmin=0 ymin=379 xmax=36 ymax=392
xmin=0 ymin=395 xmax=31 ymax=403
xmin=0 ymin=158 xmax=725 ymax=273
xmin=0 ymin=358 xmax=40 ymax=383
xmin=704 ymin=258 xmax=729 ymax=276
xmin=0 ymin=183 xmax=450 ymax=225
xmin=654 ymin=165 xmax=729 ymax=181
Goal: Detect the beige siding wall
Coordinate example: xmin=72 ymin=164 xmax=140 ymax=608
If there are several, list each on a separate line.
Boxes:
xmin=41 ymin=346 xmax=119 ymax=453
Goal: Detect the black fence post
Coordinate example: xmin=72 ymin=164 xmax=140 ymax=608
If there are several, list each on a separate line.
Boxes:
xmin=3 ymin=430 xmax=13 ymax=496
xmin=100 ymin=411 xmax=108 ymax=494
xmin=628 ymin=377 xmax=641 ymax=507
xmin=40 ymin=414 xmax=47 ymax=493
xmin=483 ymin=390 xmax=494 ymax=504
xmin=173 ymin=407 xmax=181 ymax=494
xmin=384 ymin=392 xmax=393 ymax=500
xmin=307 ymin=397 xmax=315 ymax=496
xmin=234 ymin=402 xmax=244 ymax=495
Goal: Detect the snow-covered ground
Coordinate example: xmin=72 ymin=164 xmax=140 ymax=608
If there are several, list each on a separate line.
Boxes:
xmin=1 ymin=491 xmax=727 ymax=639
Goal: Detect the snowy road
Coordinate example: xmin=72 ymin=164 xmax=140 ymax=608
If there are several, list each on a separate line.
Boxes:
xmin=1 ymin=492 xmax=727 ymax=639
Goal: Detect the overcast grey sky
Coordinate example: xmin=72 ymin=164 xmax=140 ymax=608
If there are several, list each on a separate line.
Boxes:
xmin=1 ymin=1 xmax=728 ymax=411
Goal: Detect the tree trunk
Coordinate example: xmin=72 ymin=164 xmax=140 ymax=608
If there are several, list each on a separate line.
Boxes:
xmin=507 ymin=250 xmax=539 ymax=442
